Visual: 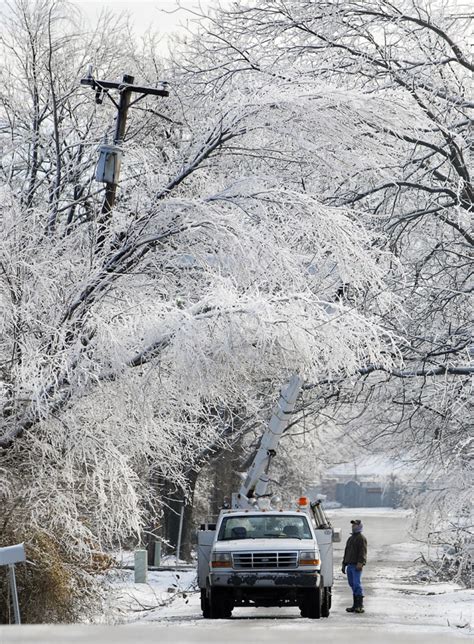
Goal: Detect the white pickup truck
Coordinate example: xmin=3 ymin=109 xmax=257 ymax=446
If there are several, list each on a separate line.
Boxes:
xmin=197 ymin=499 xmax=339 ymax=619
xmin=197 ymin=376 xmax=340 ymax=619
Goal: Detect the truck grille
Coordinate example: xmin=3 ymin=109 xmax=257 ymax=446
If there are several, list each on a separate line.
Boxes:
xmin=232 ymin=551 xmax=298 ymax=569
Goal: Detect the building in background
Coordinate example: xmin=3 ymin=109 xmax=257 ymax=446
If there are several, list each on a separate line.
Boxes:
xmin=307 ymin=456 xmax=423 ymax=508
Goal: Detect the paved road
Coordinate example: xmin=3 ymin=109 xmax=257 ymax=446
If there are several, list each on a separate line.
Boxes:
xmin=0 ymin=623 xmax=468 ymax=644
xmin=0 ymin=509 xmax=471 ymax=643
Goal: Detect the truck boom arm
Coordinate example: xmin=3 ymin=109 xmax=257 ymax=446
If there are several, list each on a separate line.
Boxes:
xmin=232 ymin=374 xmax=303 ymax=508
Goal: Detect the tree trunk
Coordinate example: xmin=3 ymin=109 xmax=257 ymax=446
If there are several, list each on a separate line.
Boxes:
xmin=158 ymin=469 xmax=199 ymax=562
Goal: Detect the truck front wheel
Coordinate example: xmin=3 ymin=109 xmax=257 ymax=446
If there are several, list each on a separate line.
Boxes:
xmin=321 ymin=587 xmax=331 ymax=617
xmin=209 ymin=588 xmax=233 ymax=619
xmin=301 ymin=587 xmax=322 ymax=619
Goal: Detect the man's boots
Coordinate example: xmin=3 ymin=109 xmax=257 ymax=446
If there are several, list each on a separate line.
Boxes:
xmin=354 ymin=595 xmax=365 ymax=613
xmin=345 ymin=595 xmax=356 ymax=612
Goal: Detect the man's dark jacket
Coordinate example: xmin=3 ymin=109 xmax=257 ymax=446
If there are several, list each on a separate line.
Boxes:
xmin=343 ymin=532 xmax=367 ymax=566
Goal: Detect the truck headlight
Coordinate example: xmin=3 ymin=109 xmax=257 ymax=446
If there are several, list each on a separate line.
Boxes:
xmin=211 ymin=552 xmax=232 ymax=568
xmin=299 ymin=550 xmax=320 ymax=566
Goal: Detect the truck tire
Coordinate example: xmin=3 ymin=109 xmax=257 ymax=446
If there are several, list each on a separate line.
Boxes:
xmin=302 ymin=587 xmax=322 ymax=619
xmin=209 ymin=588 xmax=221 ymax=619
xmin=321 ymin=587 xmax=331 ymax=617
xmin=209 ymin=588 xmax=232 ymax=619
xmin=201 ymin=589 xmax=211 ymax=619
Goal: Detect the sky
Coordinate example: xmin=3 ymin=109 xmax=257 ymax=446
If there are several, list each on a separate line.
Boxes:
xmin=0 ymin=1 xmax=213 ymax=56
xmin=73 ymin=0 xmax=214 ymax=48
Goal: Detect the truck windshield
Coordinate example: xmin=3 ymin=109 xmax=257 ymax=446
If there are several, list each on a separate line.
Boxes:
xmin=217 ymin=515 xmax=312 ymax=540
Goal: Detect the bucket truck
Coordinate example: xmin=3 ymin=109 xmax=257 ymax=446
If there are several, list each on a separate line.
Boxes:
xmin=197 ymin=375 xmax=341 ymax=619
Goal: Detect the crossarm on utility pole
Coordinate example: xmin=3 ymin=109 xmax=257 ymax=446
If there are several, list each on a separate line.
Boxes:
xmin=80 ymin=78 xmax=168 ymax=96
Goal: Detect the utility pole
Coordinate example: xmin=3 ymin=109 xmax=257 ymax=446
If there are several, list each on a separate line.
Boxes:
xmin=80 ymin=69 xmax=169 ymax=245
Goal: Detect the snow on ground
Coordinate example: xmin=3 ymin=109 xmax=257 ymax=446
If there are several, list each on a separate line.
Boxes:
xmin=366 ymin=561 xmax=472 ymax=634
xmin=103 ymin=556 xmax=197 ymax=623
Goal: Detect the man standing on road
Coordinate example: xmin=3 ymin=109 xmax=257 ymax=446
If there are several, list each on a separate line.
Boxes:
xmin=342 ymin=519 xmax=367 ymax=614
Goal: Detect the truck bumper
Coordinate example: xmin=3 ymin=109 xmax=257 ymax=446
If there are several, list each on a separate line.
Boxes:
xmin=209 ymin=570 xmax=321 ymax=589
